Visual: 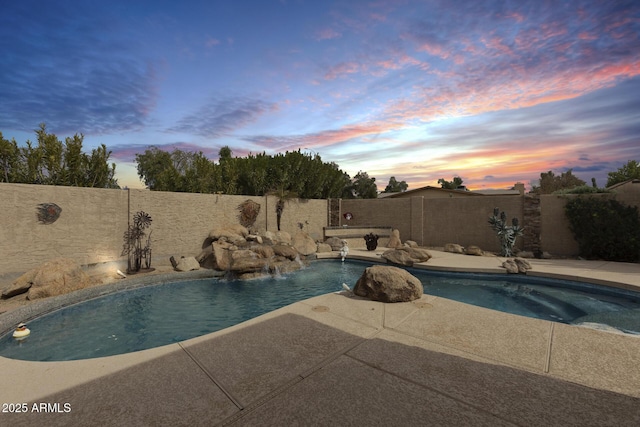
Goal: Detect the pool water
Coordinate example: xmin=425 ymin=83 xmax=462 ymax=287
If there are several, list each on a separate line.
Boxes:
xmin=1 ymin=260 xmax=639 ymax=361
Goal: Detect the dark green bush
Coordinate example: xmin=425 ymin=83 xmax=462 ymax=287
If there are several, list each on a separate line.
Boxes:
xmin=565 ymin=197 xmax=640 ymax=262
xmin=553 ymin=185 xmax=610 ymax=195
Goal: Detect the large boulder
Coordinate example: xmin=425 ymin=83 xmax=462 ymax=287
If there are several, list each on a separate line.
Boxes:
xmin=502 ymin=259 xmax=519 ymax=274
xmin=272 ymin=244 xmax=299 ymax=260
xmin=175 ymin=256 xmax=201 ymax=272
xmin=195 ymin=245 xmax=215 ymax=269
xmin=274 ymin=231 xmax=292 ymax=245
xmin=252 ymin=244 xmax=275 ymax=259
xmin=261 ymin=231 xmax=276 ymax=245
xmin=231 ymin=249 xmax=258 ymax=261
xmin=501 ymin=257 xmax=532 ymax=274
xmin=2 ymin=258 xmax=94 ymax=300
xmin=246 ymin=234 xmax=263 ymax=244
xmin=316 ymin=243 xmax=332 ymax=253
xmin=293 ymin=231 xmax=317 ymax=256
xmin=225 ymin=224 xmax=249 ymax=237
xmin=514 ymin=257 xmax=532 ymax=272
xmin=382 ymin=247 xmax=432 ymax=267
xmin=230 ymin=256 xmax=269 ymax=273
xmin=212 ymin=241 xmax=233 ymax=271
xmin=403 ymin=247 xmax=432 ymax=263
xmin=387 ymin=229 xmax=402 ymax=248
xmin=325 ymin=236 xmax=344 ymax=251
xmin=381 ymin=249 xmax=414 ymax=266
xmin=444 ymin=243 xmax=465 ymax=254
xmin=353 ymin=265 xmax=423 ymax=303
xmin=465 ymin=245 xmax=484 ymax=256
xmin=208 ymin=225 xmax=248 ymax=245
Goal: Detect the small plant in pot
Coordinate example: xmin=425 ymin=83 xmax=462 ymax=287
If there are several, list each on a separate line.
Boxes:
xmin=364 ymin=233 xmax=379 ymax=251
xmin=122 ymin=211 xmax=153 ymax=274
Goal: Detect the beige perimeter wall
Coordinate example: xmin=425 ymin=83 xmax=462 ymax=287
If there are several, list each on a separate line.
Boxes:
xmin=342 ymin=196 xmax=522 ymax=253
xmin=0 ymin=184 xmax=327 ymax=275
xmin=422 ymin=196 xmax=524 ymax=253
xmin=2 ymin=183 xmax=639 ymax=275
xmin=341 ymin=193 xmax=640 ymax=258
xmin=1 ymin=184 xmax=129 ymax=275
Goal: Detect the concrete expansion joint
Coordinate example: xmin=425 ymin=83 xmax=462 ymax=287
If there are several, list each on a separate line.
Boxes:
xmin=544 ymin=322 xmax=555 ymax=374
xmin=299 ymin=332 xmax=381 ymax=379
xmin=344 ymin=350 xmax=521 ymax=427
xmin=218 ymin=334 xmax=380 ymax=426
xmin=218 ymin=375 xmax=305 ymax=427
xmin=178 ymin=342 xmax=245 ymax=410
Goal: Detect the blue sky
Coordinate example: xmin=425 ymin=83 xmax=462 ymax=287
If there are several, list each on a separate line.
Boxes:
xmin=1 ymin=0 xmax=639 ymax=191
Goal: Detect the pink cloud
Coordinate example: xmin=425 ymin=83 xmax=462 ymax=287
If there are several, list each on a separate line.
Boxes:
xmin=513 ymin=22 xmax=568 ymax=51
xmin=415 ymin=41 xmax=450 ymax=59
xmin=503 ymin=11 xmax=525 ymax=23
xmin=383 ymin=47 xmax=640 ymax=125
xmin=324 ymin=61 xmax=361 ymax=80
xmin=315 ymin=28 xmax=342 ymax=41
xmin=376 ymin=53 xmax=423 ymax=71
xmin=246 ymin=120 xmax=406 ymax=153
xmin=481 ymin=36 xmax=513 ymax=56
xmin=578 ymin=32 xmax=598 ymax=41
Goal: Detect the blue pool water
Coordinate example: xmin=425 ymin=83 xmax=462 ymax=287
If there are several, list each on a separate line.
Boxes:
xmin=1 ymin=260 xmax=639 ymax=361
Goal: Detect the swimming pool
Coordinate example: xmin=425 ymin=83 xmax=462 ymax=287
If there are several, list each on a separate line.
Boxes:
xmin=1 ymin=260 xmax=639 ymax=361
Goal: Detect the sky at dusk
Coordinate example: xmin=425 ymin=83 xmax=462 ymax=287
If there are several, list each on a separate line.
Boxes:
xmin=1 ymin=0 xmax=639 ymax=191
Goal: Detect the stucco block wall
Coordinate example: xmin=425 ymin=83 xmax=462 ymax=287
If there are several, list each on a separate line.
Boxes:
xmin=539 ymin=195 xmax=580 ymax=256
xmin=340 ymin=193 xmax=639 ymax=257
xmin=2 ymin=182 xmax=638 ymax=276
xmin=128 ymin=190 xmax=269 ymax=262
xmin=340 ymin=198 xmax=412 ymax=245
xmin=0 ymin=184 xmax=327 ymax=275
xmin=0 ymin=183 xmax=128 ymax=273
xmin=268 ymin=196 xmax=327 ymax=242
xmin=341 ymin=196 xmax=524 ymax=251
xmin=423 ymin=196 xmax=524 ymax=252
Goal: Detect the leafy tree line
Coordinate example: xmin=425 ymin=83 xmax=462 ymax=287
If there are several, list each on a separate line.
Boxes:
xmin=532 ymin=162 xmax=640 ymax=194
xmin=7 ymin=124 xmax=636 ymax=198
xmin=438 ymin=176 xmax=464 ymax=190
xmin=135 ymin=146 xmax=381 ymax=199
xmin=382 ymin=176 xmax=408 ymax=193
xmin=0 ymin=124 xmax=386 ymax=198
xmin=0 ymin=124 xmax=118 ymax=188
xmin=607 ymin=160 xmax=640 ymax=187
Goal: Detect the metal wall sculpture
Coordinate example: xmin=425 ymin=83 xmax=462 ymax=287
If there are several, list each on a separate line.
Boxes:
xmin=37 ymin=203 xmax=62 ymax=224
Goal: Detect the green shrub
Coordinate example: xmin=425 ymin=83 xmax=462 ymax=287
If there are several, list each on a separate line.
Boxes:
xmin=564 ymin=197 xmax=640 ymax=262
xmin=554 ymin=185 xmax=610 ymax=195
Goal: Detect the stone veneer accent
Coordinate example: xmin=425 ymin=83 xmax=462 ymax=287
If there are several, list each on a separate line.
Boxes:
xmin=522 ymin=194 xmax=542 ymax=256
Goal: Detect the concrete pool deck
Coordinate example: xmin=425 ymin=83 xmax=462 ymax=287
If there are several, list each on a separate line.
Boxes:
xmin=1 ymin=249 xmax=640 ymax=426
